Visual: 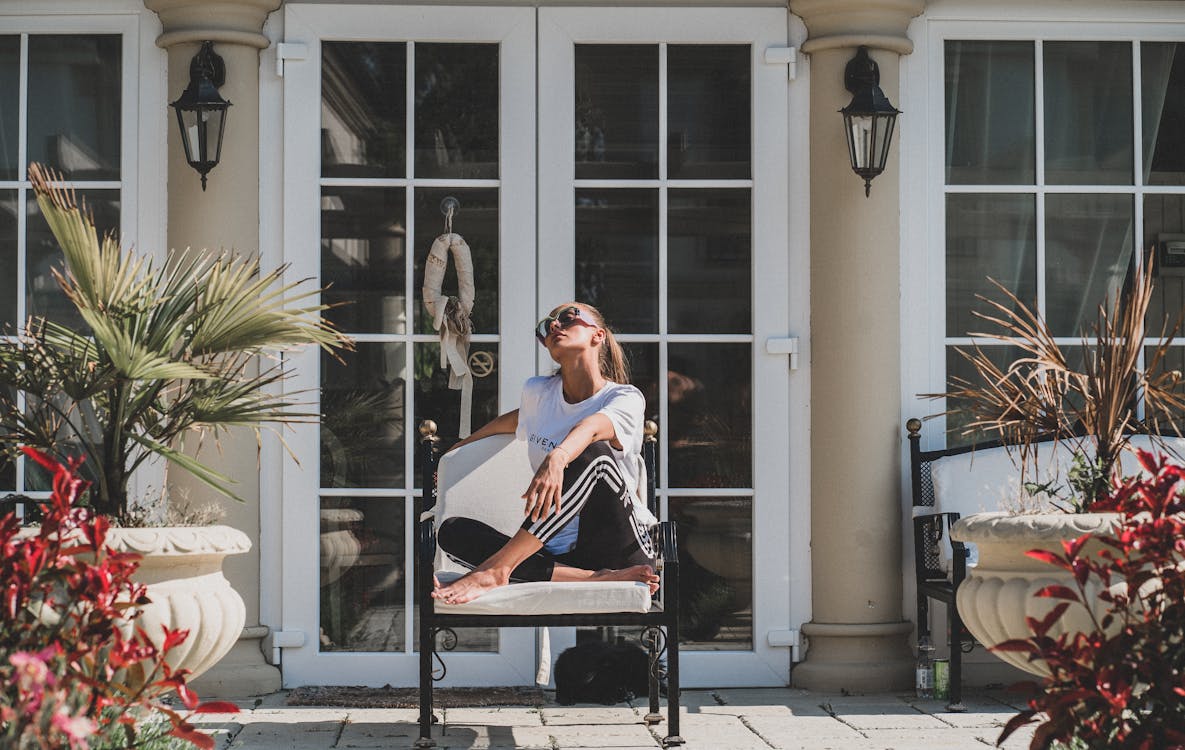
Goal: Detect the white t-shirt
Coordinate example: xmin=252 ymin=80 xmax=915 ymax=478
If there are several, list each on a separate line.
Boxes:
xmin=515 ymin=375 xmax=659 ymax=535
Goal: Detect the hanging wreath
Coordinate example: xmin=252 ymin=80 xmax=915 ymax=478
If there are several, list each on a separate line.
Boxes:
xmin=422 ymin=231 xmax=476 ymax=437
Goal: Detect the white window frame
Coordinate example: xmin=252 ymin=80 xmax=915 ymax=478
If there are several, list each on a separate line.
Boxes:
xmin=539 ymin=6 xmax=808 ymax=688
xmin=901 ymin=4 xmax=1185 ymax=452
xmin=899 ymin=1 xmax=1185 ymax=660
xmin=0 ymin=2 xmax=167 ymax=499
xmin=276 ymin=3 xmax=538 ymax=689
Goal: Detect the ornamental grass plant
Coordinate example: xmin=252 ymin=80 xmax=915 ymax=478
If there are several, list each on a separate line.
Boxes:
xmin=0 ymin=164 xmax=351 ymax=521
xmin=933 ymin=260 xmax=1185 ymax=511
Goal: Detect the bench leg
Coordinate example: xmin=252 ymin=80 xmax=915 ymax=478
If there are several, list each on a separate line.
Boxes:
xmin=417 ymin=626 xmax=437 ymax=748
xmin=662 ymin=621 xmax=683 ymax=747
xmin=644 ymin=627 xmax=663 ymax=725
xmin=946 ymin=603 xmax=966 ymax=713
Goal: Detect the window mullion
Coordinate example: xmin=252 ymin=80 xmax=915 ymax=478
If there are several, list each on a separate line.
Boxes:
xmin=1033 ymin=40 xmax=1047 ymax=319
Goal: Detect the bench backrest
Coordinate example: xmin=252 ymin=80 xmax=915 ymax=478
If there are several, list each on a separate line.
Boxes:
xmin=433 ymin=435 xmax=534 ymax=573
xmin=909 ymin=424 xmax=1185 ymax=572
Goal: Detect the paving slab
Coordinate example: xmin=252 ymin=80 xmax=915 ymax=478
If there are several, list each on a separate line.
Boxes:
xmin=741 ymin=714 xmax=867 ymax=742
xmin=444 ymin=707 xmax=544 ymax=727
xmin=861 ymin=727 xmax=992 ymax=749
xmin=541 ymin=706 xmax=641 ymax=725
xmin=545 ymin=723 xmax=660 ymax=747
xmin=225 ymin=721 xmax=342 ymax=750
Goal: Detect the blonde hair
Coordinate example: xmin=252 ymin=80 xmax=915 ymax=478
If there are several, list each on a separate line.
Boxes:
xmin=550 ymin=302 xmax=630 ymax=384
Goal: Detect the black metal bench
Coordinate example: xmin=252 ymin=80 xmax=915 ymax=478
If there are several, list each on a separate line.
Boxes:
xmin=415 ymin=419 xmax=684 ymax=748
xmin=906 ymin=417 xmax=973 ymax=711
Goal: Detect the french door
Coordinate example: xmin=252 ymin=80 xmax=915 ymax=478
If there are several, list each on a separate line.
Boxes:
xmin=280 ymin=4 xmax=800 ymax=689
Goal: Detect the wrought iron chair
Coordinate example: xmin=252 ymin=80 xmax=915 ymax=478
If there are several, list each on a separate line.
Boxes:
xmin=415 ymin=419 xmax=683 ymax=748
xmin=907 ymin=418 xmax=972 ymax=711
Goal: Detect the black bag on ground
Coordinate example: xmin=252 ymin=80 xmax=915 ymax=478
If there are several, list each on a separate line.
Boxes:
xmin=554 ymin=640 xmax=660 ymax=706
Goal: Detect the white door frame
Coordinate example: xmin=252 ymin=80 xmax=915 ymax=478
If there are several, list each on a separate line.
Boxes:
xmin=279 ymin=3 xmax=537 ymax=688
xmin=538 ymin=7 xmax=808 ymax=687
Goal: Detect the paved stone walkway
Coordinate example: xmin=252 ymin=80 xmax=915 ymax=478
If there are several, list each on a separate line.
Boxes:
xmin=192 ymin=688 xmax=1039 ymax=749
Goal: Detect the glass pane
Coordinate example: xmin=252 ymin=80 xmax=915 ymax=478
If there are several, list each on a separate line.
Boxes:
xmin=1142 ymin=42 xmax=1185 ymax=186
xmin=319 ymin=497 xmax=405 ymax=652
xmin=413 ymin=342 xmax=499 ymax=463
xmin=1146 ymin=346 xmax=1185 ymax=426
xmin=621 ymin=342 xmax=659 ymax=485
xmin=575 ymin=189 xmax=658 ymax=333
xmin=27 ymin=189 xmax=119 ymax=329
xmin=944 ymin=40 xmax=1035 ymax=185
xmin=1045 ymin=194 xmax=1134 ymax=336
xmin=321 ymin=187 xmax=406 ymax=334
xmin=668 ymin=344 xmax=750 ymax=487
xmin=670 ymin=497 xmax=752 ymax=650
xmin=414 ymin=44 xmax=498 ymax=180
xmin=1145 ymin=194 xmax=1185 ymax=328
xmin=0 ymin=190 xmax=16 ymax=327
xmin=945 ymin=344 xmax=1026 ymax=447
xmin=574 ymin=45 xmax=658 ymax=180
xmin=28 ymin=35 xmax=121 ymax=181
xmin=321 ymin=344 xmax=405 ymax=489
xmin=667 ymin=45 xmax=750 ymax=180
xmin=0 ymin=37 xmax=18 ymax=181
xmin=412 ymin=608 xmax=498 ymax=653
xmin=412 ymin=187 xmax=499 ymax=335
xmin=668 ymin=189 xmax=750 ymax=334
xmin=1044 ymin=42 xmax=1133 ymax=185
xmin=622 ymin=343 xmax=659 ymax=421
xmin=321 ymin=42 xmax=406 ymax=179
xmin=945 ymin=194 xmax=1037 ymax=337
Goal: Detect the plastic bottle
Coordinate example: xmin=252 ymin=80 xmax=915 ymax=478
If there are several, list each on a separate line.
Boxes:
xmin=916 ymin=635 xmax=935 ymax=699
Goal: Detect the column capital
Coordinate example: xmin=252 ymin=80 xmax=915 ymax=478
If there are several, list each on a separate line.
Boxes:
xmin=790 ymin=0 xmax=926 ymax=55
xmin=144 ymin=0 xmax=281 ymax=50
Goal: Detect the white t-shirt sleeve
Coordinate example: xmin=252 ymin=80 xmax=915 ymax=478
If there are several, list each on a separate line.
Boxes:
xmin=515 ymin=376 xmax=544 ymax=442
xmin=598 ymin=385 xmax=645 ymax=455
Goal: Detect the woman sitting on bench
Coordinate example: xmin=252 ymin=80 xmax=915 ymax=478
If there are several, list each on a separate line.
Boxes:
xmin=431 ymin=302 xmax=661 ymax=605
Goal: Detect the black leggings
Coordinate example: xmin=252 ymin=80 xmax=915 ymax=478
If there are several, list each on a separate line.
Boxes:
xmin=436 ymin=442 xmax=655 ymax=582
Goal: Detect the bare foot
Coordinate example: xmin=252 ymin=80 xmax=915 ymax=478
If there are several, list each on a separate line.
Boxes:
xmin=432 ymin=568 xmax=509 ymax=604
xmin=591 ymin=565 xmax=661 ymax=594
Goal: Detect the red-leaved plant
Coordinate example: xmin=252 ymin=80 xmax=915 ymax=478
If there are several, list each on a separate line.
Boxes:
xmin=0 ymin=447 xmax=237 ymax=749
xmin=994 ymin=448 xmax=1185 ymax=749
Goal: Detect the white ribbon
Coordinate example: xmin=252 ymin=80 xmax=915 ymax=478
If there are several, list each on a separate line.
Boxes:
xmin=422 ymin=233 xmax=476 ymax=438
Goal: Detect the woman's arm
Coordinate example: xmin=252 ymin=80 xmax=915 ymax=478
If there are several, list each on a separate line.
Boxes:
xmin=445 ymin=409 xmax=519 ymax=454
xmin=522 ymin=412 xmax=616 ymax=522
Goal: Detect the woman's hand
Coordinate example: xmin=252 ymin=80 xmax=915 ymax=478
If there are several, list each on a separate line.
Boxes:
xmin=522 ymin=447 xmax=569 ymax=522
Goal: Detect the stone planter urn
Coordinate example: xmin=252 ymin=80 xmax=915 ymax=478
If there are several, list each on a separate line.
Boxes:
xmin=106 ymin=525 xmax=251 ymax=683
xmin=950 ymin=511 xmax=1119 ymax=677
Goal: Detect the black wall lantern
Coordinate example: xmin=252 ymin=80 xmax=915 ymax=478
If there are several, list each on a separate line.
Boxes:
xmin=170 ymin=41 xmax=231 ymax=191
xmin=840 ymin=46 xmax=900 ymax=197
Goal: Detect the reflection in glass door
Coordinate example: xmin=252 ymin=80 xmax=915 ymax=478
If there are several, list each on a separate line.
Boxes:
xmin=281 ymin=6 xmax=536 ymax=687
xmin=539 ymin=8 xmax=797 ymax=686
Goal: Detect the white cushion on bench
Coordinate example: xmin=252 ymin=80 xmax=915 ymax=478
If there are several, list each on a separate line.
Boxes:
xmin=432 ymin=435 xmax=653 ymax=614
xmin=927 ymin=435 xmax=1185 ymax=569
xmin=432 ymin=572 xmax=652 ymax=615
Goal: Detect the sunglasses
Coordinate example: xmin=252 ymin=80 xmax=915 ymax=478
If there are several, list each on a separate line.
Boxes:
xmin=535 ymin=306 xmax=599 ymax=344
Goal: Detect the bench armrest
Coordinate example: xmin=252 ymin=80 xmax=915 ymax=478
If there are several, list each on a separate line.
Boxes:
xmin=912 ymin=511 xmax=969 ymax=583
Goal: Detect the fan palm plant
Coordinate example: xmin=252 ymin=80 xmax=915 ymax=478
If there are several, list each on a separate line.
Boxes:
xmin=0 ymin=164 xmax=351 ymax=519
xmin=933 ymin=259 xmax=1185 ymax=511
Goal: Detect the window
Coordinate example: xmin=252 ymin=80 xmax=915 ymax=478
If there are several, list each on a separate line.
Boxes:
xmin=942 ymin=38 xmax=1185 ymax=443
xmin=0 ymin=32 xmax=125 ymax=491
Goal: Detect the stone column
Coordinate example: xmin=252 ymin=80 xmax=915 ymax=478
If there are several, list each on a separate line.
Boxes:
xmin=789 ymin=0 xmax=925 ymax=692
xmin=143 ymin=0 xmax=282 ymax=698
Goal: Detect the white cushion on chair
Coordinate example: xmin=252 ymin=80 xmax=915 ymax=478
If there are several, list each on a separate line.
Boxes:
xmin=432 ymin=572 xmax=652 ymax=615
xmin=431 ymin=435 xmax=654 ymax=614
